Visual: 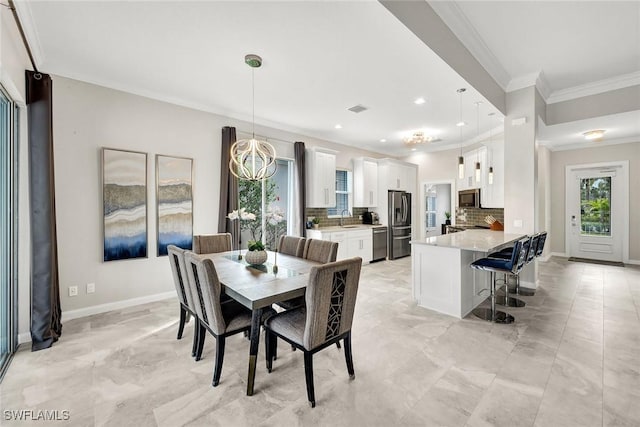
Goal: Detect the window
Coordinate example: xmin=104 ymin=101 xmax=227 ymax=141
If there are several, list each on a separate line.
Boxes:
xmin=238 ymin=158 xmax=293 ymax=250
xmin=580 ymin=176 xmax=611 ymax=236
xmin=0 ymin=87 xmax=18 ymax=380
xmin=327 ymin=170 xmax=352 ymax=217
xmin=426 ymin=195 xmax=437 ymax=229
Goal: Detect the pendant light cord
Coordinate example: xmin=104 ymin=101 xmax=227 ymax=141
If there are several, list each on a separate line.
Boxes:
xmin=6 ymin=0 xmax=40 ymax=74
xmin=252 ymin=67 xmax=255 ymax=138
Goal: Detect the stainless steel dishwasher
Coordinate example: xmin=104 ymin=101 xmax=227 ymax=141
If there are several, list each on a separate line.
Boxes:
xmin=372 ymin=226 xmax=387 ymax=262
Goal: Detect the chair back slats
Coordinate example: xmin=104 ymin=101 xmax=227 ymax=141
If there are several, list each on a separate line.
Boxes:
xmin=535 ymin=232 xmax=548 ymax=257
xmin=193 ymin=233 xmax=232 ymax=254
xmin=278 ymin=235 xmax=306 ymax=258
xmin=184 ymin=252 xmax=227 ymax=335
xmin=167 ymin=245 xmax=195 ymax=309
xmin=303 ymin=257 xmax=362 ymax=350
xmin=527 ymin=234 xmax=540 ymax=263
xmin=303 ymin=239 xmax=338 ymax=264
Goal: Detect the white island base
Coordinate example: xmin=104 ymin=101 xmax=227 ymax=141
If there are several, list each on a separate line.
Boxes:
xmin=411 ymin=230 xmax=524 ymax=319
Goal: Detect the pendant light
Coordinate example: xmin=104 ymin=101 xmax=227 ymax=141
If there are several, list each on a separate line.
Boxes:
xmin=488 ymin=112 xmax=495 ymax=185
xmin=474 ymin=101 xmax=482 ymax=183
xmin=229 ymin=54 xmax=277 ymax=181
xmin=457 ymin=88 xmax=466 ymax=179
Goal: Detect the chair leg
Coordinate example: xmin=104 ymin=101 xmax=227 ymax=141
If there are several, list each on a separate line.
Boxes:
xmin=212 ymin=336 xmax=226 ymax=387
xmin=195 ymin=323 xmax=206 ymax=361
xmin=191 ymin=319 xmax=199 ymax=357
xmin=265 ymin=331 xmax=273 ymax=373
xmin=335 ymin=341 xmax=341 ymax=350
xmin=303 ymin=352 xmax=316 ymax=408
xmin=177 ymin=305 xmax=187 ymax=339
xmin=344 ymin=333 xmax=355 ymax=379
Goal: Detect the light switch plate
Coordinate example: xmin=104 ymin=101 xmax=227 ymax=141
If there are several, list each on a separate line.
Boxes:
xmin=87 ymin=283 xmax=95 ymax=294
xmin=513 ymin=219 xmax=523 ymax=228
xmin=69 ymin=286 xmax=78 ymax=297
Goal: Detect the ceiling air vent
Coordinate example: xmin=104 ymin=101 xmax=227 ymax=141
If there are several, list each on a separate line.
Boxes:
xmin=347 ymin=104 xmax=368 ymax=113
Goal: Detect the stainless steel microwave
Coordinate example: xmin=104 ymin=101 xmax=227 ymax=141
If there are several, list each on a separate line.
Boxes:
xmin=459 ymin=188 xmax=481 ymax=208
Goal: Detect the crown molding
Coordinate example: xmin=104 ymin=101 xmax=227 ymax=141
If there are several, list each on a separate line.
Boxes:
xmin=11 ymin=0 xmax=45 ymax=68
xmin=546 ymin=71 xmax=640 ymax=104
xmin=540 ymin=135 xmax=640 ymax=152
xmin=427 ymin=1 xmax=510 ymax=90
xmin=506 ymin=70 xmax=552 ymax=100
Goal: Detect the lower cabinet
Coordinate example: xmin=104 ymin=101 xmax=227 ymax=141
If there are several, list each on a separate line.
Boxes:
xmin=306 ymin=228 xmax=372 ymax=264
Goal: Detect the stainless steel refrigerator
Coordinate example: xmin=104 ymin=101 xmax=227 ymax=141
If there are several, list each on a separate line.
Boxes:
xmin=388 ymin=190 xmax=411 ymax=259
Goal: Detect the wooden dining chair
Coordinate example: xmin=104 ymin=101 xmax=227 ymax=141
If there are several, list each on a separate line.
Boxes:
xmin=278 ymin=235 xmax=305 ymax=257
xmin=167 ymin=245 xmax=199 ymax=357
xmin=184 ymin=252 xmax=274 ymax=386
xmin=264 ymin=257 xmax=363 ymax=407
xmin=193 ymin=233 xmax=232 ymax=254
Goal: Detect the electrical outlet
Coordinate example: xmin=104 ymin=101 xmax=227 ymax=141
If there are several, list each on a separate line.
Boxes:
xmin=358 ymin=215 xmax=363 ymax=220
xmin=513 ymin=219 xmax=523 ymax=228
xmin=86 ymin=283 xmax=95 ymax=294
xmin=68 ymin=286 xmax=78 ymax=297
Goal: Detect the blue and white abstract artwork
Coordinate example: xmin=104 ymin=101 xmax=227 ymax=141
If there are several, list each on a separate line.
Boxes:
xmin=156 ymin=155 xmax=193 ymax=256
xmin=103 ymin=148 xmax=148 ymax=261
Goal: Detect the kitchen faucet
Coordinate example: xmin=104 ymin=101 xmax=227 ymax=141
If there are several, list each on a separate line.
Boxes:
xmin=340 ymin=209 xmax=351 ymax=226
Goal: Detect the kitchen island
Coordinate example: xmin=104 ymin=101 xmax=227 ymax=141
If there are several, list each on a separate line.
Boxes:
xmin=411 ymin=230 xmax=524 ymax=318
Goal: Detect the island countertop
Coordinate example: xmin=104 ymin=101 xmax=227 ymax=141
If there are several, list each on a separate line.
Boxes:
xmin=411 ymin=229 xmax=525 ymax=252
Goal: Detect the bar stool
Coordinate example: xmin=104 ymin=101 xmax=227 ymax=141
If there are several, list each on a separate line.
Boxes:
xmin=490 ymin=232 xmax=546 ymax=297
xmin=471 ymin=236 xmax=531 ymax=324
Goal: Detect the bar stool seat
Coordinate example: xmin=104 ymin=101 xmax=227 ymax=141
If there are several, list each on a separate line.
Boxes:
xmin=470 ymin=236 xmax=531 ymax=324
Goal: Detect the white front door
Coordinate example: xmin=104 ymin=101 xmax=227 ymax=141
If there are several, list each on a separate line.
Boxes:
xmin=566 ymin=166 xmax=624 ymax=262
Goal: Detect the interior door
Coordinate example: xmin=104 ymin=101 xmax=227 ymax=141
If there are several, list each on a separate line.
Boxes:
xmin=567 ymin=168 xmax=622 ymax=262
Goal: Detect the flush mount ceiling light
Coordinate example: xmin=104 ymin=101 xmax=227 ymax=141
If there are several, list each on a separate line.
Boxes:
xmin=414 ymin=97 xmax=426 ymax=105
xmin=403 ymin=131 xmax=437 ymax=146
xmin=380 ymin=138 xmax=386 ymax=143
xmin=456 ymin=121 xmax=467 ymax=127
xmin=334 ymin=124 xmax=343 ymax=129
xmin=583 ymin=130 xmax=605 ymax=141
xmin=229 ymin=54 xmax=277 ymax=181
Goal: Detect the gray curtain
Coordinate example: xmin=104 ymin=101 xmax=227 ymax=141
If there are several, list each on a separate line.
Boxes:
xmin=294 ymin=141 xmax=306 ymax=237
xmin=218 ymin=126 xmax=239 ymax=249
xmin=26 ymin=71 xmax=62 ymax=351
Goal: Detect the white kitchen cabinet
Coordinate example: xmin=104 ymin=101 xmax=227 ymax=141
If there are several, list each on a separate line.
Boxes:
xmin=456 ymin=143 xmax=504 ymax=208
xmin=306 ymin=148 xmax=337 ymax=207
xmin=346 ymin=230 xmax=373 ymax=264
xmin=305 ymin=228 xmax=371 ymax=263
xmin=353 ymin=157 xmax=378 ymax=207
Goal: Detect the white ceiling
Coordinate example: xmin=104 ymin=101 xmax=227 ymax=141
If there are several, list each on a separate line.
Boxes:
xmin=18 ymin=1 xmax=640 ymax=155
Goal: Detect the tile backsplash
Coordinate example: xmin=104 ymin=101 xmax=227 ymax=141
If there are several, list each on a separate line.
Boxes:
xmin=456 ymin=207 xmax=504 ymax=227
xmin=305 ymin=207 xmax=369 ymax=228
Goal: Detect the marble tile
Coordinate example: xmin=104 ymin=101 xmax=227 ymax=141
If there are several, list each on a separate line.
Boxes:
xmin=2 ymin=257 xmax=639 ymax=426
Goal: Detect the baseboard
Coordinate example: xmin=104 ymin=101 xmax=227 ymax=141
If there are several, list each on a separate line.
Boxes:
xmin=549 ymin=252 xmax=568 ymax=259
xmin=62 ymin=291 xmax=176 ymax=322
xmin=626 ymin=259 xmax=640 ymax=266
xmin=18 ymin=332 xmax=31 ymax=345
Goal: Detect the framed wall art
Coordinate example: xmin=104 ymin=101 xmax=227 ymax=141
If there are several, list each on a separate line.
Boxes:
xmin=102 ymin=148 xmax=148 ymax=262
xmin=156 ymin=155 xmax=193 ymax=256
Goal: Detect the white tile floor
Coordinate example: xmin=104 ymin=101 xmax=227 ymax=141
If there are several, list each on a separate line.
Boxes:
xmin=1 ymin=257 xmax=639 ymax=426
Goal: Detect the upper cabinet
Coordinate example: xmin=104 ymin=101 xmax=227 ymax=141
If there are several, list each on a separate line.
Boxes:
xmin=353 ymin=157 xmax=378 ymax=207
xmin=457 ymin=141 xmax=504 ymax=208
xmin=378 ymin=159 xmax=416 ymax=193
xmin=306 ymin=148 xmax=337 ymax=208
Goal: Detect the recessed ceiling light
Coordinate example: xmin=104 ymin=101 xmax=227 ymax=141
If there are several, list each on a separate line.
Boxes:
xmin=414 ymin=97 xmax=426 ymax=105
xmin=583 ymin=129 xmax=605 ymax=140
xmin=411 ymin=148 xmax=417 ymax=151
xmin=456 ymin=121 xmax=467 ymax=127
xmin=380 ymin=139 xmax=386 ymax=143
xmin=334 ymin=124 xmax=342 ymax=129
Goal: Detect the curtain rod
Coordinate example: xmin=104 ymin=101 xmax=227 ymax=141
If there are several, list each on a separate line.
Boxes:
xmin=236 ymin=130 xmax=295 ymax=146
xmin=6 ymin=0 xmax=40 ymax=74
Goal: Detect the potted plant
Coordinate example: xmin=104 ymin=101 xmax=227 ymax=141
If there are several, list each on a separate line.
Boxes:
xmin=444 ymin=212 xmax=451 ymax=225
xmin=245 ymin=240 xmax=268 ymax=265
xmin=312 ymin=217 xmax=320 ymax=229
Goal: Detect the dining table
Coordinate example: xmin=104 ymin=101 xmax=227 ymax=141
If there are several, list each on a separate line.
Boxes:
xmin=196 ymin=249 xmax=320 ymax=396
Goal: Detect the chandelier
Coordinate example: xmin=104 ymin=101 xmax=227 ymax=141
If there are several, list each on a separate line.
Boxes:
xmin=229 ymin=54 xmax=277 ymax=181
xmin=403 ymin=131 xmax=436 ymax=146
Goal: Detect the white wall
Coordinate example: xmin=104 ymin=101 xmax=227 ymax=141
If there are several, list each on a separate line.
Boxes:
xmin=549 ymin=142 xmax=640 ymax=261
xmin=1 ymin=7 xmax=32 ymax=340
xmin=52 ymin=76 xmax=385 ymax=316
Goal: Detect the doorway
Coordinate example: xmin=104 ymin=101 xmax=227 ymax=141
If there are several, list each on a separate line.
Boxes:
xmin=421 ymin=180 xmax=455 ymax=239
xmin=565 ymin=162 xmax=629 ymax=263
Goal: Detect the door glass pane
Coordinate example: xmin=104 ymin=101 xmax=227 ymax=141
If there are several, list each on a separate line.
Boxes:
xmin=580 ymin=177 xmax=611 ymax=236
xmin=0 ymin=90 xmax=11 ymax=370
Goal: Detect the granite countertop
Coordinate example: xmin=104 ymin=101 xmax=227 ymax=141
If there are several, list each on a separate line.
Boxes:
xmin=311 ymin=224 xmax=384 ymax=232
xmin=411 ymin=229 xmax=525 ymax=252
